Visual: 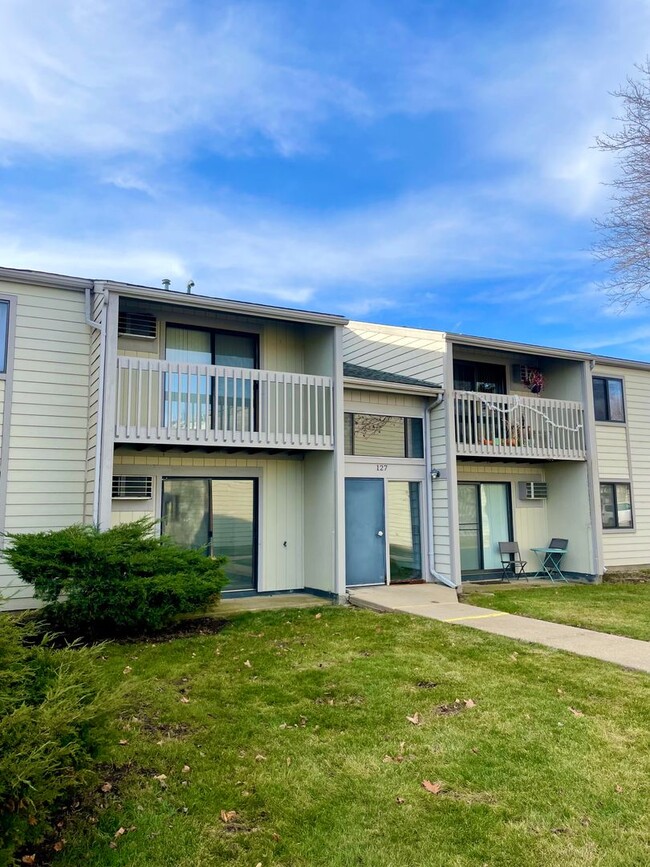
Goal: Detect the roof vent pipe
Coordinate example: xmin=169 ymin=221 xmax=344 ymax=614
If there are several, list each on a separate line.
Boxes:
xmin=187 ymin=280 xmax=195 ymax=294
xmin=161 ymin=278 xmax=171 ymax=291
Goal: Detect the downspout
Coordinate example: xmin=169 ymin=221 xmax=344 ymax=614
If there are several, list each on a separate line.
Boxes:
xmin=424 ymin=394 xmax=456 ymax=588
xmin=85 ymin=283 xmax=106 ymax=525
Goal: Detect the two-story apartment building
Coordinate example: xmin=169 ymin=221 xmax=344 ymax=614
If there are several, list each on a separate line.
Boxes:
xmin=0 ymin=268 xmax=347 ymax=608
xmin=0 ymin=266 xmax=648 ymax=609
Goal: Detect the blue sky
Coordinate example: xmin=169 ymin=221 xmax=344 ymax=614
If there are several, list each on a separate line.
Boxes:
xmin=1 ymin=0 xmax=650 ymax=358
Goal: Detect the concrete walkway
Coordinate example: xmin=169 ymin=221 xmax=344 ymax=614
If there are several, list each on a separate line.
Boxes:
xmin=348 ymin=584 xmax=650 ymax=674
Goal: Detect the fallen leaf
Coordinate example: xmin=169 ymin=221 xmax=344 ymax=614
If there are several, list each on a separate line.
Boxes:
xmin=114 ymin=827 xmax=126 ymax=838
xmin=396 ymin=796 xmax=405 ymax=804
xmin=153 ymin=774 xmax=168 ymax=788
xmin=52 ymin=841 xmax=65 ymax=852
xmin=557 ymin=688 xmax=564 ymax=695
xmin=244 ymin=660 xmax=252 ymax=668
xmin=615 ymin=785 xmax=623 ymax=794
xmin=118 ymin=739 xmax=129 ymax=746
xmin=272 ymin=832 xmax=281 ymax=841
xmin=182 ymin=765 xmax=191 ymax=774
xmin=568 ymin=707 xmax=584 ymax=717
xmin=406 ymin=713 xmax=421 ymax=725
xmin=122 ymin=666 xmax=132 ymax=675
xmin=101 ymin=782 xmax=113 ymax=793
xmin=314 ymin=613 xmax=322 ymax=619
xmin=464 ymin=699 xmax=476 ymax=709
xmin=220 ymin=810 xmax=238 ymax=823
xmin=471 ymin=747 xmax=480 ymax=754
xmin=551 ymin=827 xmax=569 ymax=835
xmin=21 ymin=856 xmax=36 ymax=865
xmin=27 ymin=816 xmax=37 ymax=826
xmin=286 ymin=757 xmax=292 ymax=766
xmin=179 ymin=696 xmax=190 ymax=704
xmin=422 ymin=779 xmax=444 ymax=795
xmin=109 ymin=842 xmax=117 ymax=849
xmin=255 ymin=754 xmax=267 ymax=762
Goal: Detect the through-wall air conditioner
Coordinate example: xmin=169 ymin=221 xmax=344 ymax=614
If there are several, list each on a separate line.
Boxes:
xmin=112 ymin=476 xmax=153 ymax=500
xmin=519 ymin=481 xmax=548 ymax=500
xmin=117 ymin=310 xmax=157 ymax=339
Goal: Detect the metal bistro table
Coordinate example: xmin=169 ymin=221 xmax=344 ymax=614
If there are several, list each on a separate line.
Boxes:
xmin=530 ymin=546 xmax=569 ymax=583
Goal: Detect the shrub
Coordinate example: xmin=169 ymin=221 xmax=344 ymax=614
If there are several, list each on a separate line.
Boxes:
xmin=3 ymin=519 xmax=228 ymax=638
xmin=0 ymin=614 xmax=114 ymax=864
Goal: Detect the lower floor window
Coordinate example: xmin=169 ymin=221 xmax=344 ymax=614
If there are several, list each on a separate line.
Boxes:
xmin=600 ymin=482 xmax=633 ymax=529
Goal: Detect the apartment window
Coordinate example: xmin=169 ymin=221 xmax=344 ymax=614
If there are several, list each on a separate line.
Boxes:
xmin=0 ymin=301 xmax=9 ymax=374
xmin=600 ymin=482 xmax=633 ymax=529
xmin=344 ymin=412 xmax=424 ymax=458
xmin=593 ymin=377 xmax=625 ymax=422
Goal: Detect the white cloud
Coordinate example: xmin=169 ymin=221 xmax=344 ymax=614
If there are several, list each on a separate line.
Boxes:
xmin=0 ymin=0 xmax=368 ymax=159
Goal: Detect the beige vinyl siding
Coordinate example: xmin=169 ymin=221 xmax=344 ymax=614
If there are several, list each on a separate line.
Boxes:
xmin=344 ymin=321 xmax=445 ymax=382
xmin=0 ymin=379 xmax=5 ymax=450
xmin=456 ymin=463 xmax=549 ymax=567
xmin=430 ymin=401 xmax=450 ymax=575
xmin=112 ymin=452 xmax=305 ymax=592
xmin=0 ymin=283 xmax=91 ymax=608
xmin=595 ymin=425 xmax=630 ymax=478
xmin=303 ymin=451 xmax=336 ymax=593
xmin=593 ymin=363 xmax=650 ymax=567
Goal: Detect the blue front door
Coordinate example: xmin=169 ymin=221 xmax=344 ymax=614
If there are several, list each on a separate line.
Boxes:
xmin=345 ymin=478 xmax=386 ymax=586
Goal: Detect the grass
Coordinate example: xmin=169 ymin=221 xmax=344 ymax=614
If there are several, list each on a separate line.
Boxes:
xmin=48 ymin=607 xmax=649 ymax=867
xmin=464 ymin=582 xmax=650 ymax=641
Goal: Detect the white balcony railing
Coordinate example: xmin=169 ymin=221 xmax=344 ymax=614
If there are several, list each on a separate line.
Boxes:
xmin=454 ymin=390 xmax=586 ymax=460
xmin=115 ymin=357 xmax=334 ymax=449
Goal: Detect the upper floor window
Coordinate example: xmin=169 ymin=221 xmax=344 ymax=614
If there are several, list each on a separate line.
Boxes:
xmin=165 ymin=325 xmax=258 ymax=369
xmin=344 ymin=412 xmax=424 ymax=458
xmin=0 ymin=301 xmax=9 ymax=374
xmin=593 ymin=377 xmax=625 ymax=422
xmin=454 ymin=360 xmax=506 ymax=394
xmin=600 ymin=482 xmax=633 ymax=529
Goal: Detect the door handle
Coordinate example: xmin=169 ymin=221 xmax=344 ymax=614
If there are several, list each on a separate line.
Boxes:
xmin=377 ymin=530 xmax=384 ymax=537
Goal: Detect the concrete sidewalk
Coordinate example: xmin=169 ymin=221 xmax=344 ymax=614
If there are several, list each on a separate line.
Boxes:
xmin=348 ymin=584 xmax=650 ymax=673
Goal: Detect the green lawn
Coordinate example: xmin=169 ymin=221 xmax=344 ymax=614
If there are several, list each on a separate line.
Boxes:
xmin=50 ymin=607 xmax=649 ymax=867
xmin=465 ymin=582 xmax=650 ymax=641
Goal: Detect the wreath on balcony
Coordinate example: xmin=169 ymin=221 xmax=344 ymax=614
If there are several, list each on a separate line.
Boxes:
xmin=523 ymin=367 xmax=544 ymax=394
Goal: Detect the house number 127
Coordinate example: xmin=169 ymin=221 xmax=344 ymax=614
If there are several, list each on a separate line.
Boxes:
xmin=376 ymin=464 xmax=388 ymax=472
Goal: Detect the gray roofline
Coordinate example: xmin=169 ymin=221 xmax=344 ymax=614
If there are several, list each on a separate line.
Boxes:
xmin=447 ymin=331 xmax=594 ymax=362
xmin=0 ymin=266 xmax=92 ymax=292
xmin=105 ymin=282 xmax=348 ymax=327
xmin=447 ymin=330 xmax=650 ymax=372
xmin=0 ymin=266 xmax=349 ymax=327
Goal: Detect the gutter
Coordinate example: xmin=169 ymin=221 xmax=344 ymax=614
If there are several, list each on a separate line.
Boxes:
xmin=424 ymin=394 xmax=456 ymax=588
xmin=85 ymin=283 xmax=107 ymax=525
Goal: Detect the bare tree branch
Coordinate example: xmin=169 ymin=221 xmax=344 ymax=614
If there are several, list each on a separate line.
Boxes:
xmin=594 ymin=59 xmax=650 ymax=306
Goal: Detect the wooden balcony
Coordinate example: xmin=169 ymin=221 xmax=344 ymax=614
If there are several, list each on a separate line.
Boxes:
xmin=115 ymin=357 xmax=334 ymax=449
xmin=454 ymin=390 xmax=586 ymax=461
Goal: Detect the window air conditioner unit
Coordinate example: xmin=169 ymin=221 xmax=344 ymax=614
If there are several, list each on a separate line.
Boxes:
xmin=118 ymin=311 xmax=157 ymax=339
xmin=519 ymin=481 xmax=548 ymax=501
xmin=112 ymin=476 xmax=153 ymax=500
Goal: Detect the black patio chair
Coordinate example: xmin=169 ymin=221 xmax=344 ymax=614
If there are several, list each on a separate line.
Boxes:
xmin=498 ymin=541 xmax=528 ymax=582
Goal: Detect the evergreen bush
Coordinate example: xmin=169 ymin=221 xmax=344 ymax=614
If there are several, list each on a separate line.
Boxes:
xmin=0 ymin=614 xmax=114 ymax=864
xmin=3 ymin=519 xmax=228 ymax=638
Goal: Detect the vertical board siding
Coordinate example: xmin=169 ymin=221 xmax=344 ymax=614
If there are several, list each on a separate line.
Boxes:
xmin=0 ymin=284 xmax=91 ymax=608
xmin=593 ymin=363 xmax=650 ymax=567
xmin=84 ymin=289 xmax=105 ymax=522
xmin=111 ymin=452 xmax=305 ymax=591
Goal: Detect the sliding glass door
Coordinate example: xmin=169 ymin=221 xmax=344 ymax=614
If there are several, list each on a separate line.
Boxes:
xmin=164 ymin=326 xmax=259 ymax=433
xmin=162 ymin=477 xmax=257 ymax=591
xmin=458 ymin=482 xmax=512 ymax=576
